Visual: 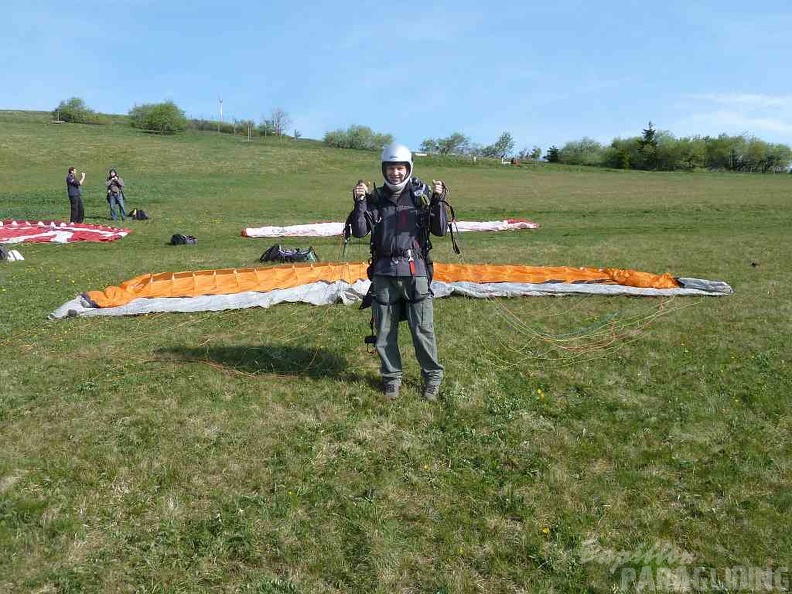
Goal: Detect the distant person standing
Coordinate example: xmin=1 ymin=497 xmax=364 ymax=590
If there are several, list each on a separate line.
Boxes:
xmin=66 ymin=166 xmax=86 ymax=223
xmin=105 ymin=168 xmax=126 ymax=221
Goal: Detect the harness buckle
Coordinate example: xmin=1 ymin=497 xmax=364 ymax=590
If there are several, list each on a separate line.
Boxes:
xmin=406 ymin=249 xmax=417 ymax=275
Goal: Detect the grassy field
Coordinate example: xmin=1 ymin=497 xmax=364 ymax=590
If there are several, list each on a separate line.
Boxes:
xmin=0 ymin=111 xmax=790 ymax=593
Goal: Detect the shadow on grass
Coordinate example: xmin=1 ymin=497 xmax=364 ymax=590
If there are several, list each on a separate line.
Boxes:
xmin=157 ymin=343 xmax=369 ymax=382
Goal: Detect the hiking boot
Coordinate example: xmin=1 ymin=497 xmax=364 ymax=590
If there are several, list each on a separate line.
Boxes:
xmin=383 ymin=383 xmax=400 ymax=400
xmin=422 ymin=383 xmax=441 ymax=401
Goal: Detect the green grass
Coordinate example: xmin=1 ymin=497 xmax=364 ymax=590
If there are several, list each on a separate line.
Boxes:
xmin=1 ymin=112 xmax=790 ymax=593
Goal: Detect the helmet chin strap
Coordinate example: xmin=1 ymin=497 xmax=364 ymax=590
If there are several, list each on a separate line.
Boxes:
xmin=384 ymin=178 xmax=410 ymax=193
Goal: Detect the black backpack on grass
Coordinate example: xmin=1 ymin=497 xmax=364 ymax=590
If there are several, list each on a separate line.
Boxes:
xmin=129 ymin=208 xmax=149 ymax=220
xmin=169 ymin=234 xmax=197 ymax=245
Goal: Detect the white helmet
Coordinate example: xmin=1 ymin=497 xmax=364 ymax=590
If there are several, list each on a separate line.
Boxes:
xmin=381 ymin=143 xmax=413 ymax=191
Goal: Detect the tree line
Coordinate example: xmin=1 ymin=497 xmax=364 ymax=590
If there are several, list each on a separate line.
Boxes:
xmin=324 ymin=122 xmax=791 ymax=173
xmin=549 ymin=122 xmax=791 ymax=173
xmin=53 ymin=97 xmax=297 ymax=138
xmin=323 ymin=127 xmax=520 ymax=159
xmin=53 ymin=98 xmax=791 ymax=172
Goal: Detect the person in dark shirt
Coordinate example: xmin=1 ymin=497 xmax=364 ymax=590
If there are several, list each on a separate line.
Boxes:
xmin=348 ymin=143 xmax=449 ymax=401
xmin=66 ymin=166 xmax=86 ymax=223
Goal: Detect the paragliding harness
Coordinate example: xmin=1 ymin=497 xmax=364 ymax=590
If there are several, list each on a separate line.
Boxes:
xmin=169 ymin=233 xmax=197 ymax=245
xmin=343 ymin=179 xmax=461 ymax=349
xmin=128 ymin=208 xmax=150 ymax=220
xmin=259 ymin=244 xmax=318 ymax=264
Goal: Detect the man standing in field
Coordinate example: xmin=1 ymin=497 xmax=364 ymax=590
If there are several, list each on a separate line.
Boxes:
xmin=66 ymin=166 xmax=86 ymax=223
xmin=105 ymin=168 xmax=126 ymax=221
xmin=347 ymin=143 xmax=449 ymax=401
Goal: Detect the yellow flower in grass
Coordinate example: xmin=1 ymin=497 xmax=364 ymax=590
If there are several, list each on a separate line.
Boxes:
xmin=542 ymin=527 xmax=550 ymax=535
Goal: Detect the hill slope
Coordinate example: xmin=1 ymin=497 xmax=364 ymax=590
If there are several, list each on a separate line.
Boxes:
xmin=0 ymin=110 xmax=790 ymax=592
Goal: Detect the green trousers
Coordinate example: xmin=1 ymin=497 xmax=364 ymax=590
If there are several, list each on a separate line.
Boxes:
xmin=371 ymin=275 xmax=444 ymax=386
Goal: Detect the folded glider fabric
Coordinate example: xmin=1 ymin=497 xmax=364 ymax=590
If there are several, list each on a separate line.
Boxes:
xmin=241 ymin=219 xmax=539 ymax=238
xmin=0 ymin=220 xmax=130 ymax=244
xmin=49 ymin=262 xmax=733 ymax=319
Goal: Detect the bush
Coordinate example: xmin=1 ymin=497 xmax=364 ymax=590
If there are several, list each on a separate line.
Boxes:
xmin=129 ymin=101 xmax=187 ymax=134
xmin=188 ymin=119 xmax=253 ymax=135
xmin=52 ymin=97 xmax=98 ymax=124
xmin=324 ymin=125 xmax=392 ymax=151
xmin=421 ymin=132 xmax=472 ymax=155
xmin=558 ymin=137 xmax=605 ymax=166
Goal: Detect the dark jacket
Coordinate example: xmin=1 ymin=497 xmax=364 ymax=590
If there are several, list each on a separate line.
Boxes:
xmin=349 ymin=177 xmax=448 ymax=277
xmin=66 ymin=172 xmax=81 ymax=198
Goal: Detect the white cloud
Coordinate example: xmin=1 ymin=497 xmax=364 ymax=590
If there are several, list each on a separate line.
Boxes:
xmin=686 ymin=93 xmax=792 ymax=110
xmin=671 ymin=93 xmax=792 ymax=142
xmin=684 ymin=109 xmax=792 ymax=135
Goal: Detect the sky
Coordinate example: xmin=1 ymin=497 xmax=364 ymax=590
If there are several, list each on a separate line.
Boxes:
xmin=3 ymin=0 xmax=792 ymax=154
